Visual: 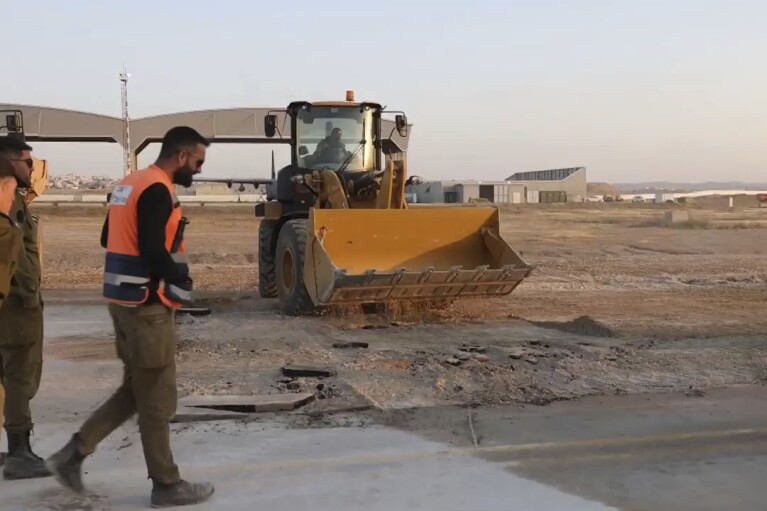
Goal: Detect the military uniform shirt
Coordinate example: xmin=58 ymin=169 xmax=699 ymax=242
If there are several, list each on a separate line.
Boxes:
xmin=7 ymin=191 xmax=41 ymax=308
xmin=0 ymin=210 xmax=22 ymax=307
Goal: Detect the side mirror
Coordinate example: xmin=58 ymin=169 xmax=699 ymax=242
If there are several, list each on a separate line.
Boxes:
xmin=395 ymin=114 xmax=409 ymax=137
xmin=406 ymin=175 xmax=423 ymax=186
xmin=298 ymin=145 xmax=309 ymax=156
xmin=264 ymin=114 xmax=277 ymax=138
xmin=6 ymin=114 xmax=19 ymax=132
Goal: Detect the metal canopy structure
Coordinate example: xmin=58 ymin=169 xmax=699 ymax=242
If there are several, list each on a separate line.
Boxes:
xmin=0 ymin=103 xmax=412 ymax=173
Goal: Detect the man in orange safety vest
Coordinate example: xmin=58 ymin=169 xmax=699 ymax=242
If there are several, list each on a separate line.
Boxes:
xmin=46 ymin=126 xmax=215 ymax=507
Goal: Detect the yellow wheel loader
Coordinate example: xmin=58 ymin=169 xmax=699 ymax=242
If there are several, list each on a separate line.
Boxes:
xmin=198 ymin=93 xmax=532 ymax=315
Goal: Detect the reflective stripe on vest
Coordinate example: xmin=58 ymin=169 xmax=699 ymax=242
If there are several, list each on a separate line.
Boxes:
xmin=102 ymin=166 xmax=190 ymax=308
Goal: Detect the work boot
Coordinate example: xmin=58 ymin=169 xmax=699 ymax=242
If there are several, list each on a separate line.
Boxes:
xmin=150 ymin=479 xmax=215 ymax=508
xmin=0 ymin=451 xmax=6 ymax=465
xmin=45 ymin=434 xmax=86 ymax=494
xmin=3 ymin=430 xmax=52 ymax=480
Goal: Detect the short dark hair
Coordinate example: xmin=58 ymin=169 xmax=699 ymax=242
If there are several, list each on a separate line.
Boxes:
xmin=157 ymin=127 xmax=209 ymax=159
xmin=0 ymin=136 xmax=32 ymax=156
xmin=0 ymin=156 xmax=16 ymax=178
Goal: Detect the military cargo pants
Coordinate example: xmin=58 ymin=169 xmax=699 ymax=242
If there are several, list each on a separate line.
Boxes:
xmin=77 ymin=302 xmax=181 ymax=484
xmin=0 ymin=298 xmax=44 ymax=434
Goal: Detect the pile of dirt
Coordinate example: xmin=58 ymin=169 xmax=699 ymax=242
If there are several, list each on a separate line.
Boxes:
xmin=322 ymin=299 xmax=460 ymax=328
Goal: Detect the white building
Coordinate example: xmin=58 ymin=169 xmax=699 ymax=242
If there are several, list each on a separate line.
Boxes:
xmin=408 ymin=167 xmax=587 ymax=204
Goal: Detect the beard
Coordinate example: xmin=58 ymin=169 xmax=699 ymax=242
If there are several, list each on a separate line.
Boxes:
xmin=15 ymin=175 xmax=31 ymax=189
xmin=173 ymin=165 xmax=195 ymax=188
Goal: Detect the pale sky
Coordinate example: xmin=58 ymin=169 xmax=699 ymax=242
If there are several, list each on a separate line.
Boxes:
xmin=3 ymin=0 xmax=765 ymax=183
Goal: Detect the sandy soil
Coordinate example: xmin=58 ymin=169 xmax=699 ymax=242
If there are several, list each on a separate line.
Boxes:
xmin=35 ymin=200 xmax=767 ymax=409
xmin=36 ymin=201 xmax=767 ymax=337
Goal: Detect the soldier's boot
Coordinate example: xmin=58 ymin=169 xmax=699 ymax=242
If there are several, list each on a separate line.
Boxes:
xmin=45 ymin=434 xmax=86 ymax=494
xmin=150 ymin=479 xmax=215 ymax=508
xmin=3 ymin=430 xmax=52 ymax=480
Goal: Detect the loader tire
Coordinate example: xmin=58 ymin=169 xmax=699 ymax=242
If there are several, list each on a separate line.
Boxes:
xmin=258 ymin=219 xmax=278 ymax=298
xmin=275 ymin=219 xmax=315 ymax=316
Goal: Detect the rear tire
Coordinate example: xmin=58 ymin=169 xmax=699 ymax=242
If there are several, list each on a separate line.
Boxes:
xmin=275 ymin=219 xmax=315 ymax=316
xmin=258 ymin=220 xmax=278 ymax=298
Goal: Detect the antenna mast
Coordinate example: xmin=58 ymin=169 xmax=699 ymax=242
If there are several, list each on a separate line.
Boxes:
xmin=119 ymin=64 xmax=132 ymax=176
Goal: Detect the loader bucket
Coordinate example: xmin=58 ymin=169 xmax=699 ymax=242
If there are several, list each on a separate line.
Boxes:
xmin=303 ymin=206 xmax=533 ymax=307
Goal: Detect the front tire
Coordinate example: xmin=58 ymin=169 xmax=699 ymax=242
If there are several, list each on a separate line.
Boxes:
xmin=258 ymin=220 xmax=278 ymax=298
xmin=275 ymin=219 xmax=315 ymax=315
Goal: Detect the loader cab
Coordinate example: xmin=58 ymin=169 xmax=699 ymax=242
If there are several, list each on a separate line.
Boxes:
xmin=263 ymin=97 xmax=408 ymax=208
xmin=293 ymin=103 xmax=379 ymax=171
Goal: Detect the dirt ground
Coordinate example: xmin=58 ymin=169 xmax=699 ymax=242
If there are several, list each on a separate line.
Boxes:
xmin=35 ymin=200 xmax=767 ymax=410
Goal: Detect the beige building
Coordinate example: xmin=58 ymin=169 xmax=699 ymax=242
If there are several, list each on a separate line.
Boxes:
xmin=409 ymin=167 xmax=587 ymax=204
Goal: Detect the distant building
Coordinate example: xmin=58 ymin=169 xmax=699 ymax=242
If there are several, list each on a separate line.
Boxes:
xmin=505 ymin=167 xmax=587 ymax=203
xmin=408 ymin=180 xmax=526 ymax=204
xmin=408 ymin=167 xmax=587 ymax=204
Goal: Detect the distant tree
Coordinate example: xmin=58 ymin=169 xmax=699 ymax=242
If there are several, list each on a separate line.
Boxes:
xmin=587 ymin=182 xmax=617 ymax=196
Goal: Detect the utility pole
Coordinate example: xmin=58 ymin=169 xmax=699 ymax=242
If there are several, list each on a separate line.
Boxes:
xmin=119 ymin=64 xmax=131 ymax=176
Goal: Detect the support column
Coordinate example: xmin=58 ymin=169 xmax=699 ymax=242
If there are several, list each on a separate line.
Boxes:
xmin=129 ymin=150 xmax=138 ymax=173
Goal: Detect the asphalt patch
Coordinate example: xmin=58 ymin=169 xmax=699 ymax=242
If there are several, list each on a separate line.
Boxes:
xmin=529 ymin=315 xmax=616 ymax=338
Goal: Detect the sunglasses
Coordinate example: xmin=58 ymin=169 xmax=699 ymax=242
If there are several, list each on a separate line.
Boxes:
xmin=10 ymin=158 xmax=33 ymax=169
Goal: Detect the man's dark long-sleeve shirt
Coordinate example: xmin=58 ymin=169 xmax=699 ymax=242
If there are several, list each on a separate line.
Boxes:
xmin=101 ymin=183 xmax=186 ymax=303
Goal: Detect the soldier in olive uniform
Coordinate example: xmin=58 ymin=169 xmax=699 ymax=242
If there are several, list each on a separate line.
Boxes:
xmin=0 ymin=156 xmax=22 ymax=467
xmin=0 ymin=136 xmax=49 ymax=480
xmin=0 ymin=157 xmax=21 ymax=330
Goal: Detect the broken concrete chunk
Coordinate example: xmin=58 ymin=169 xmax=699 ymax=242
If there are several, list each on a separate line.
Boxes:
xmin=455 ymin=352 xmax=471 ymax=361
xmin=508 ymin=348 xmax=526 ymax=360
xmin=316 ymin=382 xmax=344 ymax=400
xmin=472 ymin=354 xmax=490 ymax=363
xmin=524 ymin=356 xmax=539 ymax=365
xmin=445 ymin=357 xmax=462 ymax=366
xmin=361 ymin=325 xmax=388 ymax=330
xmin=461 ymin=345 xmax=487 ymax=353
xmin=332 ymin=342 xmax=369 ymax=349
xmin=686 ymin=388 xmax=706 ymax=398
xmin=282 ymin=365 xmax=335 ymax=378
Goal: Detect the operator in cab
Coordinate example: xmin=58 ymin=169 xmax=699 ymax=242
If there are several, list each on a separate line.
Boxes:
xmin=313 ymin=127 xmax=348 ymax=163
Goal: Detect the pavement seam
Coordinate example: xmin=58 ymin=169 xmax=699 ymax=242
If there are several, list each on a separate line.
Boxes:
xmin=169 ymin=426 xmax=767 ymax=476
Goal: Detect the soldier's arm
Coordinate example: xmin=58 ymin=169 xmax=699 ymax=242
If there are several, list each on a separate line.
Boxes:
xmin=8 ymin=195 xmax=41 ymax=307
xmin=136 ymin=183 xmax=187 ymax=283
xmin=100 ymin=214 xmax=108 ymax=249
xmin=0 ymin=223 xmax=21 ymax=307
